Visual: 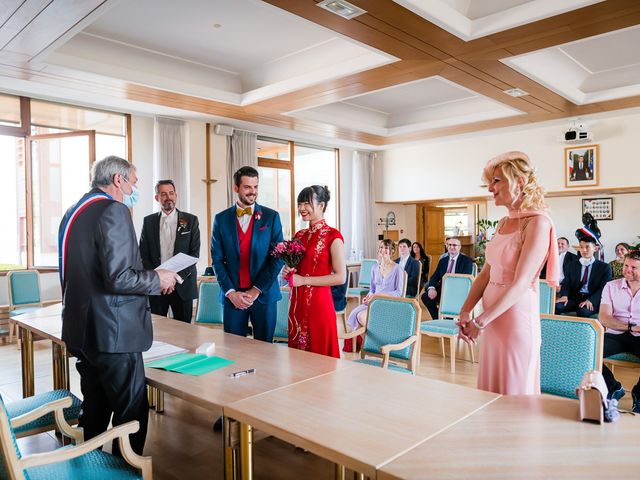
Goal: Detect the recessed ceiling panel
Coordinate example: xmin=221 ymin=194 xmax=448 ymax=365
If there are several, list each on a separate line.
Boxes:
xmin=287 ymin=76 xmax=522 ymax=136
xmin=392 ymin=0 xmax=603 ymax=40
xmin=503 ymin=25 xmax=640 ymax=105
xmin=44 ymin=0 xmax=397 ymax=105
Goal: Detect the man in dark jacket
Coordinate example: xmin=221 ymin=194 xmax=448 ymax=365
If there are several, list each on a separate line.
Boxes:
xmin=59 ymin=156 xmax=178 ymax=455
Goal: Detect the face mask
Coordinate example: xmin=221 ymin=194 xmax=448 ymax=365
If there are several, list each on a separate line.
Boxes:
xmin=123 ymin=185 xmax=139 ymax=208
xmin=579 ymin=257 xmax=592 ymax=266
xmin=120 ymin=177 xmax=139 ymax=208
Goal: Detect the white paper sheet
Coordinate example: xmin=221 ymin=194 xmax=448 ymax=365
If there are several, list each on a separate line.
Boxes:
xmin=143 ymin=341 xmax=188 ymax=363
xmin=155 ymin=252 xmax=198 ymax=273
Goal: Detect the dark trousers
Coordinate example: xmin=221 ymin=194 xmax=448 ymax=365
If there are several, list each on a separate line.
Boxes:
xmin=72 ymin=350 xmax=149 ymax=455
xmin=421 ymin=287 xmax=441 ymax=320
xmin=602 ymin=332 xmax=640 ymax=394
xmin=150 ymin=291 xmax=193 ymax=323
xmin=554 ymin=294 xmax=599 ymax=318
xmin=223 ymin=297 xmax=276 ymax=342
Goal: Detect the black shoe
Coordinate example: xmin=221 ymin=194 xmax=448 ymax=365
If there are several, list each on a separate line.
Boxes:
xmin=609 ymin=384 xmax=625 ymax=401
xmin=632 ymin=391 xmax=640 ymax=414
xmin=212 ymin=416 xmax=223 ymax=432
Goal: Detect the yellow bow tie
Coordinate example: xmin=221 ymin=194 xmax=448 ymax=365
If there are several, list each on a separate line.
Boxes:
xmin=236 ymin=207 xmax=252 ymax=217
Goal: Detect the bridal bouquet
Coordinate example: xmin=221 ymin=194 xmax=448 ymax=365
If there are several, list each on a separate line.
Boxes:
xmin=271 ymin=240 xmax=306 ymax=287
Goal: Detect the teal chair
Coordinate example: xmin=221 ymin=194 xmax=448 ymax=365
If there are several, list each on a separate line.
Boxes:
xmin=420 ymin=274 xmax=475 ymax=373
xmin=540 ymin=314 xmax=603 ymax=398
xmin=5 ymin=389 xmax=81 ymax=439
xmin=344 ymin=295 xmax=421 ymax=374
xmin=0 ymin=392 xmax=152 ymax=479
xmin=7 ymin=270 xmax=43 ymax=344
xmin=273 ymin=288 xmax=290 ymax=342
xmin=539 ymin=279 xmax=556 ymax=314
xmin=194 ymin=281 xmax=223 ymax=327
xmin=347 ymin=259 xmax=377 ymax=303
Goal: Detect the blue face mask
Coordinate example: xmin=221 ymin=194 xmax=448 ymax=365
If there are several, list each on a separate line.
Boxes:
xmin=123 ymin=185 xmax=139 ymax=208
xmin=120 ymin=177 xmax=139 ymax=208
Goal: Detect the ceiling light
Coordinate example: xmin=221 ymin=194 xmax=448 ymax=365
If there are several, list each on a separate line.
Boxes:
xmin=503 ymin=88 xmax=529 ymax=97
xmin=317 ymin=0 xmax=366 ymax=20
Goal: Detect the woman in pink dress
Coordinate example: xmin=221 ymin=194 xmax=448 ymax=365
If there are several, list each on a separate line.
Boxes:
xmin=458 ymin=152 xmax=560 ymax=395
xmin=283 ymin=185 xmax=346 ymax=359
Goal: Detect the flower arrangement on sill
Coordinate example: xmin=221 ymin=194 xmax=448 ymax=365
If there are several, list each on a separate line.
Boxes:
xmin=475 ymin=219 xmax=499 ymax=267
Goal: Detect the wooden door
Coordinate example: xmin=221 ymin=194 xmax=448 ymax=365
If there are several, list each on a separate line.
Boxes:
xmin=416 ymin=205 xmax=445 ymax=277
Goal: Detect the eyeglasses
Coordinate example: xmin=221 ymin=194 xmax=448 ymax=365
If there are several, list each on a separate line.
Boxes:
xmin=446 ymin=243 xmax=461 ymax=248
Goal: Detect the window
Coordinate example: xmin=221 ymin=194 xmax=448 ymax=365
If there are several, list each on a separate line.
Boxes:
xmin=257 ymin=136 xmax=339 ymax=239
xmin=0 ymin=92 xmax=129 ymax=270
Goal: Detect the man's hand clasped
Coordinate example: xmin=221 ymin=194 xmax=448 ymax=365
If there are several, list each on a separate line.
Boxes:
xmin=156 ymin=269 xmax=181 ymax=295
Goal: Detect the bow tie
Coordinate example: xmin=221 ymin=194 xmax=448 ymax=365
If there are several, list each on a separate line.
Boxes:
xmin=236 ymin=207 xmax=252 ymax=217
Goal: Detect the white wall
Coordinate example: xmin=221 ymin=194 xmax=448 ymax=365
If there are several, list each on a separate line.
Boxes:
xmin=378 ymin=109 xmax=640 ymax=261
xmin=378 ymin=111 xmax=640 ymax=202
xmin=373 ymin=203 xmax=417 ymax=246
xmin=487 ymin=193 xmax=640 ymax=261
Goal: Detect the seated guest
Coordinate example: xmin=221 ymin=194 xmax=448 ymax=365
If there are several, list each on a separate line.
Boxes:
xmin=421 ymin=237 xmax=474 ymax=320
xmin=331 ymin=271 xmax=349 ymax=313
xmin=343 ymin=239 xmax=403 ymax=352
xmin=610 ymin=242 xmax=631 ymax=280
xmin=411 ymin=241 xmax=430 ymax=292
xmin=540 ymin=236 xmax=578 ymax=288
xmin=598 ymin=250 xmax=640 ymax=412
xmin=395 ymin=238 xmax=421 ymax=297
xmin=555 ymin=237 xmax=612 ymax=317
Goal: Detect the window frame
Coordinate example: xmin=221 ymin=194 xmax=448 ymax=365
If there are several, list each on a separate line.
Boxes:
xmin=0 ymin=94 xmax=130 ymax=274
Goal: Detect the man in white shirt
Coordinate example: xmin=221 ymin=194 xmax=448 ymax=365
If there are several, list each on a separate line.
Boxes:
xmin=140 ymin=180 xmax=200 ymax=322
xmin=395 ymin=238 xmax=420 ymax=297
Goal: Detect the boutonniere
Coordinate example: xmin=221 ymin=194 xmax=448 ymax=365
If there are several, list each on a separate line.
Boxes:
xmin=254 ymin=211 xmax=262 ymax=222
xmin=177 ymin=219 xmax=189 ymax=232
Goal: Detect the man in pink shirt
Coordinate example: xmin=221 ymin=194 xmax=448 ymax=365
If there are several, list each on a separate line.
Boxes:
xmin=599 ymin=250 xmax=640 ymax=412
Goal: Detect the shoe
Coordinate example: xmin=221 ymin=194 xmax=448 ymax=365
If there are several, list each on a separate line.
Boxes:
xmin=609 ymin=385 xmax=625 ymax=401
xmin=632 ymin=391 xmax=640 ymax=414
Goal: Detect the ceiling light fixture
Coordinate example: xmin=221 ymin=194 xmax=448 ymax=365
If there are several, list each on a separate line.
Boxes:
xmin=503 ymin=88 xmax=529 ymax=97
xmin=317 ymin=0 xmax=366 ymax=20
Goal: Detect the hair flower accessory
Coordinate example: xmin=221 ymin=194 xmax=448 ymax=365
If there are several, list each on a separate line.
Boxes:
xmin=271 ymin=240 xmax=306 ymax=287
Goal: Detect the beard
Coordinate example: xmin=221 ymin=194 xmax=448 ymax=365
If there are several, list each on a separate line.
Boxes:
xmin=161 ymin=200 xmax=175 ymax=212
xmin=238 ymin=192 xmax=256 ymax=206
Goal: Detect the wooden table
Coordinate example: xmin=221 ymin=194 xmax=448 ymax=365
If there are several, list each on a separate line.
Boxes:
xmin=9 ymin=303 xmax=67 ymax=397
xmin=378 ymin=395 xmax=640 ymax=480
xmin=225 ymin=363 xmax=500 ymax=479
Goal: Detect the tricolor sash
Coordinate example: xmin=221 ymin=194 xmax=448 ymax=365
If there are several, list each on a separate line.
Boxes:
xmin=58 ymin=192 xmax=112 ymax=291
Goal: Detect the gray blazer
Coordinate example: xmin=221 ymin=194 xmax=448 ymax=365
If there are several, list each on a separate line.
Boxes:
xmin=60 ymin=188 xmax=160 ymax=355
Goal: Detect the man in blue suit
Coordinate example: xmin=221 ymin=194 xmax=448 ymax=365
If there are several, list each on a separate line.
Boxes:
xmin=211 ymin=166 xmax=283 ymax=342
xmin=420 ymin=237 xmax=474 ymax=320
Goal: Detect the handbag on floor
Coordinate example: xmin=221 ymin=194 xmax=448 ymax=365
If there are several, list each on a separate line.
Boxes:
xmin=576 ymin=370 xmax=618 ymax=423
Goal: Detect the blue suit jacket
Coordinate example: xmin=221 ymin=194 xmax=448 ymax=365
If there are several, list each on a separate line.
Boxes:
xmin=210 ymin=203 xmax=283 ymax=304
xmin=395 ymin=256 xmax=421 ymax=297
xmin=426 ymin=253 xmax=474 ymax=292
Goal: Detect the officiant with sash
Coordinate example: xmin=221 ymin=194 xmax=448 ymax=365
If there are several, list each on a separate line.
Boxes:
xmin=210 ymin=166 xmax=284 ymax=342
xmin=140 ymin=179 xmax=200 ymax=323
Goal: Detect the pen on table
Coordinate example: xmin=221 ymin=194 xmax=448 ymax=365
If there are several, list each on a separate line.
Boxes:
xmin=230 ymin=368 xmax=256 ymax=378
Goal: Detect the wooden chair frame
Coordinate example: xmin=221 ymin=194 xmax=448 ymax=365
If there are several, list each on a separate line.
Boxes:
xmin=420 ymin=273 xmax=476 ymax=374
xmin=341 ymin=295 xmax=422 ymax=374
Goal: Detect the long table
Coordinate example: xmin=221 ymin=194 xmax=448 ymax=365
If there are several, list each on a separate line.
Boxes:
xmin=378 ymin=395 xmax=640 ymax=480
xmin=225 ymin=363 xmax=500 ymax=479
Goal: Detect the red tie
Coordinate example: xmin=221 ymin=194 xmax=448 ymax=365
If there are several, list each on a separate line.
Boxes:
xmin=447 ymin=258 xmax=454 ymax=274
xmin=581 ymin=265 xmax=590 ymax=288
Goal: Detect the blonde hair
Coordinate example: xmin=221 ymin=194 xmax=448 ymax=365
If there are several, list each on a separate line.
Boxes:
xmin=482 ymin=151 xmax=547 ymax=211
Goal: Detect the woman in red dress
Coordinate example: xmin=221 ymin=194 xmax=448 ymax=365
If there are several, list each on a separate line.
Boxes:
xmin=283 ymin=185 xmax=346 ymax=358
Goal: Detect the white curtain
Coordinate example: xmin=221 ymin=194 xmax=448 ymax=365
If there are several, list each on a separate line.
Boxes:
xmin=226 ymin=130 xmax=258 ymax=207
xmin=154 ymin=117 xmax=186 ymax=210
xmin=351 ymin=150 xmax=377 ymax=259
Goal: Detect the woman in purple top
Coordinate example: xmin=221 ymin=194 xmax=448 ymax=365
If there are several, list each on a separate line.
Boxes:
xmin=343 ymin=239 xmax=404 ymax=352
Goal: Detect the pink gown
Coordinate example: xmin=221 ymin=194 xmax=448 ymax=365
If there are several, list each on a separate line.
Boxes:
xmin=477 ymin=217 xmax=549 ymax=395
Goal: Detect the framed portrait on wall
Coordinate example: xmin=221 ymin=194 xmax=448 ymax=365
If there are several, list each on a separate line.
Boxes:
xmin=582 ymin=197 xmax=613 ymax=221
xmin=565 ymin=144 xmax=598 ymax=188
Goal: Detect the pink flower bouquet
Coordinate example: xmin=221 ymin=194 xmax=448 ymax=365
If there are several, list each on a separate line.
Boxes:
xmin=271 ymin=240 xmax=306 ymax=287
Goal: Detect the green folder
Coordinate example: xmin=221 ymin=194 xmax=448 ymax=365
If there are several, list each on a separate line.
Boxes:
xmin=146 ymin=353 xmax=235 ymax=376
